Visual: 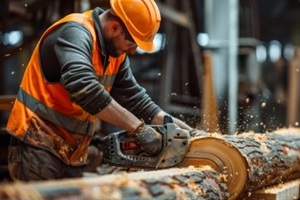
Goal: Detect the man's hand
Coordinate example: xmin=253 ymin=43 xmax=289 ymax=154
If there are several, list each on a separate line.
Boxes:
xmin=132 ymin=124 xmax=162 ymax=155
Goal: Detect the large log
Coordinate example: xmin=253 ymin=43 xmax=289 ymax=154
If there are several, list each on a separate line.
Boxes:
xmin=1 ymin=128 xmax=300 ymax=199
xmin=180 ymin=128 xmax=300 ymax=199
xmin=0 ymin=166 xmax=229 ymax=200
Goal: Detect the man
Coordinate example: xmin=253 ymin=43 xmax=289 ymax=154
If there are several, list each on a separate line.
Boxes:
xmin=6 ymin=0 xmax=193 ymax=181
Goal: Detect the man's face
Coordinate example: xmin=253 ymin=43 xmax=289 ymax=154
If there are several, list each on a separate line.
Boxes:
xmin=105 ymin=22 xmax=137 ymax=58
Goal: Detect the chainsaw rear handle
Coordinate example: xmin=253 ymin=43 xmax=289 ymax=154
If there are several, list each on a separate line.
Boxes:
xmin=102 ymin=122 xmax=190 ymax=169
xmin=102 ymin=124 xmax=168 ymax=168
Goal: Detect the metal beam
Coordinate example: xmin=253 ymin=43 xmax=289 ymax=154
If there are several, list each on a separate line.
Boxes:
xmin=228 ymin=0 xmax=239 ymax=134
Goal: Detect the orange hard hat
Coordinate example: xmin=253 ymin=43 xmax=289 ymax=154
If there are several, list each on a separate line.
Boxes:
xmin=110 ymin=0 xmax=161 ymax=52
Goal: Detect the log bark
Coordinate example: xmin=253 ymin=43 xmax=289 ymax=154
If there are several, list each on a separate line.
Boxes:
xmin=0 ymin=166 xmax=229 ymax=200
xmin=226 ymin=128 xmax=300 ymax=194
xmin=180 ymin=128 xmax=300 ymax=199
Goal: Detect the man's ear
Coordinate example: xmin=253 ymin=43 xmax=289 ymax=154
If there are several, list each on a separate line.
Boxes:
xmin=111 ymin=21 xmax=122 ymax=35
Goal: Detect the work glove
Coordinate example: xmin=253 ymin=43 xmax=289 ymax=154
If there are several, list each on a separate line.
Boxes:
xmin=131 ymin=122 xmax=162 ymax=156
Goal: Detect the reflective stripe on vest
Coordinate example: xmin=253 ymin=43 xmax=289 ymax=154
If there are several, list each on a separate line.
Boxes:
xmin=17 ymin=87 xmax=95 ymax=136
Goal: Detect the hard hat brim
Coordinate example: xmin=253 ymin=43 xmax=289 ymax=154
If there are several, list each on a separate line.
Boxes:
xmin=131 ymin=34 xmax=155 ymax=52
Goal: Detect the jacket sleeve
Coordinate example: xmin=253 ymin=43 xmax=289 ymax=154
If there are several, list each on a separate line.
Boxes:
xmin=53 ymin=23 xmax=112 ymax=115
xmin=110 ymin=57 xmax=162 ymax=123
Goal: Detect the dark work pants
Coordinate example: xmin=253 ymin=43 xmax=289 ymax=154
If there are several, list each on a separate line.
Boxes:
xmin=8 ymin=136 xmax=84 ymax=181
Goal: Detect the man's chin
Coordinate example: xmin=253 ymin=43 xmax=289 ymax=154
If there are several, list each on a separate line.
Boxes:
xmin=109 ymin=53 xmax=121 ymax=58
xmin=108 ymin=52 xmax=123 ymax=58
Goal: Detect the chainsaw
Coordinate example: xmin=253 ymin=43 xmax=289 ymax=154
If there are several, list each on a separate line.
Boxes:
xmin=101 ymin=117 xmax=240 ymax=174
xmin=101 ymin=117 xmax=251 ymax=200
xmin=102 ymin=121 xmax=191 ymax=169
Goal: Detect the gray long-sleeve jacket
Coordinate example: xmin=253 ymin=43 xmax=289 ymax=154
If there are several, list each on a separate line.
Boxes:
xmin=39 ymin=7 xmax=161 ymax=124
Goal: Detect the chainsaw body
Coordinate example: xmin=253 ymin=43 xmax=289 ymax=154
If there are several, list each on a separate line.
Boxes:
xmin=102 ymin=123 xmax=191 ymax=169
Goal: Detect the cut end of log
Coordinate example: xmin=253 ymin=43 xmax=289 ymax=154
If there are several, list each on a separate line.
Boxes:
xmin=178 ymin=137 xmax=249 ymax=199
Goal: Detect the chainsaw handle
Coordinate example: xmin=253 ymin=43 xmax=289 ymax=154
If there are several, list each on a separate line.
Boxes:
xmin=102 ymin=125 xmax=168 ymax=168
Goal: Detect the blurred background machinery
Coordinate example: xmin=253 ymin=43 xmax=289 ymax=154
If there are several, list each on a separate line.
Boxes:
xmin=1 ymin=0 xmax=300 ymax=181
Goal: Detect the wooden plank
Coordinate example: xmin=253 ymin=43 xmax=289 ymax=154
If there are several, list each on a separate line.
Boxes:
xmin=156 ymin=1 xmax=189 ymax=28
xmin=247 ymin=179 xmax=300 ymax=200
xmin=0 ymin=95 xmax=15 ymax=110
xmin=287 ymin=47 xmax=300 ymax=126
xmin=9 ymin=0 xmax=53 ymax=16
xmin=198 ymin=52 xmax=219 ymax=132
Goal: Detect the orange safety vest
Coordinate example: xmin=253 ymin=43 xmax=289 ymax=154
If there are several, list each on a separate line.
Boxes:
xmin=6 ymin=10 xmax=126 ymax=166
